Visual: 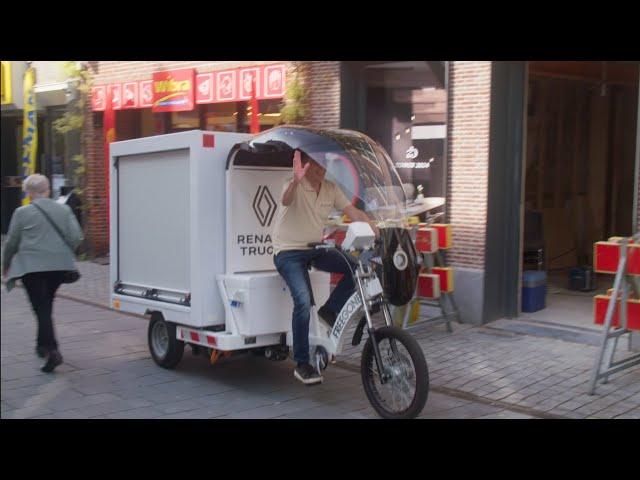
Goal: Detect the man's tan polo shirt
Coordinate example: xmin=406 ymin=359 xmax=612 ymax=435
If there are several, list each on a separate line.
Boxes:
xmin=272 ymin=176 xmax=351 ymax=256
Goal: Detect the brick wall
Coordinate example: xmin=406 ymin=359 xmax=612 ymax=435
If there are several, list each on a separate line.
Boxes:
xmin=304 ymin=62 xmax=341 ymax=129
xmin=446 ymin=61 xmax=492 ymax=270
xmin=82 ymin=65 xmax=107 ymax=257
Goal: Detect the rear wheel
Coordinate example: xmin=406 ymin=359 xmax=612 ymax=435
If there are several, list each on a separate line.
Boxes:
xmin=361 ymin=326 xmax=428 ymax=419
xmin=148 ymin=313 xmax=184 ymax=369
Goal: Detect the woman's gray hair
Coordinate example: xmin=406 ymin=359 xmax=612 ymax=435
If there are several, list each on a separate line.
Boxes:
xmin=23 ymin=174 xmax=51 ymax=198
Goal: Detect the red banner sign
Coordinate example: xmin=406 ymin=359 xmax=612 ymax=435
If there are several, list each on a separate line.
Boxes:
xmin=91 ymin=64 xmax=287 ymax=111
xmin=152 ymin=68 xmax=195 ymax=112
xmin=111 ymin=84 xmax=122 ymax=110
xmin=91 ymin=86 xmax=106 ymax=111
xmin=239 ymin=67 xmax=261 ymax=100
xmin=195 ymin=73 xmax=214 ymax=104
xmin=122 ymin=82 xmax=139 ymax=109
xmin=216 ymin=70 xmax=236 ymax=102
xmin=263 ymin=64 xmax=286 ymax=98
xmin=139 ymin=80 xmax=153 ymax=108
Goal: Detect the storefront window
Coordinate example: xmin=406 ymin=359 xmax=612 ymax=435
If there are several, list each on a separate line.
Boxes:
xmin=356 ymin=61 xmax=448 ymax=211
xmin=205 ymin=99 xmax=284 ymax=133
xmin=204 ymin=102 xmax=238 ymax=132
xmin=45 ymin=108 xmax=80 ymax=199
xmin=170 ymin=110 xmax=200 ymax=131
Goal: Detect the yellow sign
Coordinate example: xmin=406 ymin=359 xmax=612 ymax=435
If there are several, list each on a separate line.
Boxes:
xmin=1 ymin=61 xmax=12 ymax=104
xmin=21 ymin=66 xmax=37 ymax=205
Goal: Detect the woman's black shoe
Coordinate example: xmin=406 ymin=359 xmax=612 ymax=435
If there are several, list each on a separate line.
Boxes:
xmin=41 ymin=351 xmax=63 ymax=373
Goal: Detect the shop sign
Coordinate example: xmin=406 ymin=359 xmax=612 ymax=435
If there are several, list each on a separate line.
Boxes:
xmin=239 ymin=67 xmax=260 ymax=100
xmin=216 ymin=70 xmax=236 ymax=102
xmin=90 ymin=64 xmax=287 ymax=111
xmin=111 ymin=84 xmax=122 ymax=110
xmin=1 ymin=61 xmax=12 ymax=105
xmin=122 ymin=82 xmax=139 ymax=109
xmin=152 ymin=68 xmax=195 ymax=112
xmin=195 ymin=73 xmax=214 ymax=104
xmin=139 ymin=80 xmax=153 ymax=108
xmin=263 ymin=64 xmax=286 ymax=98
xmin=91 ymin=85 xmax=106 ymax=111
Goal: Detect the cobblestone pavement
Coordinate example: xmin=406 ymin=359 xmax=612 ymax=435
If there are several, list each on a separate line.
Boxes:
xmin=2 ymin=241 xmax=638 ymax=419
xmin=2 ymin=290 xmax=536 ymax=419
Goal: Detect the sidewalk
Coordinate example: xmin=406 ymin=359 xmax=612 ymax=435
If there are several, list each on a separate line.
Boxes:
xmin=2 ymin=289 xmax=533 ymax=419
xmin=2 ymin=255 xmax=639 ymax=419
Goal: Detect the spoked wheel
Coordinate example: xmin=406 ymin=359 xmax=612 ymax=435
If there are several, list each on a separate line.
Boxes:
xmin=361 ymin=326 xmax=428 ymax=419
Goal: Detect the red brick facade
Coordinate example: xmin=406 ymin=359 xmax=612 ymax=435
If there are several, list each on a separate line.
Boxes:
xmin=305 ymin=62 xmax=341 ymax=129
xmin=446 ymin=62 xmax=492 ymax=270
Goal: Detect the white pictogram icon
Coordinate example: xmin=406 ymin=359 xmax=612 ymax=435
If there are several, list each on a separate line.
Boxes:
xmin=406 ymin=146 xmax=419 ymax=159
xmin=142 ymin=84 xmax=152 ymax=102
xmin=198 ymin=78 xmax=209 ymax=96
xmin=243 ymin=73 xmax=254 ymax=95
xmin=268 ymin=70 xmax=281 ymax=91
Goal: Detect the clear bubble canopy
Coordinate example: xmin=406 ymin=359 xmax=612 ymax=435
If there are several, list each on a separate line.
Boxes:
xmin=248 ymin=126 xmax=408 ymax=224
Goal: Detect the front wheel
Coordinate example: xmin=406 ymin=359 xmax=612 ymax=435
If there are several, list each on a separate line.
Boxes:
xmin=361 ymin=326 xmax=428 ymax=419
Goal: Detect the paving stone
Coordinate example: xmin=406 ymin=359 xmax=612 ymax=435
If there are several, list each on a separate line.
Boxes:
xmin=4 ymin=265 xmax=639 ymax=420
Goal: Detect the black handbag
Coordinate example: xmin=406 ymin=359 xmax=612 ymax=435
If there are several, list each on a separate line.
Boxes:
xmin=31 ymin=202 xmax=81 ymax=284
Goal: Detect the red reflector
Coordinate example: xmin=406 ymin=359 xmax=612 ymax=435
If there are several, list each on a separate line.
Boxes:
xmin=190 ymin=332 xmax=200 ymax=342
xmin=207 ymin=336 xmax=217 ymax=345
xmin=203 ymin=134 xmax=215 ymax=148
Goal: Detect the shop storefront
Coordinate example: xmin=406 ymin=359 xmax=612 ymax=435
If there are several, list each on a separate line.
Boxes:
xmin=83 ymin=60 xmax=640 ymax=327
xmin=89 ymin=64 xmax=288 ymax=139
xmin=340 ymin=62 xmax=448 ymax=209
xmin=84 ymin=62 xmax=291 ymax=257
xmin=1 ymin=61 xmax=81 ymax=234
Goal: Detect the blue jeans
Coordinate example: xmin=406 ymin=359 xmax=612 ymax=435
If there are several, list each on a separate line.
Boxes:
xmin=274 ymin=249 xmax=356 ymax=365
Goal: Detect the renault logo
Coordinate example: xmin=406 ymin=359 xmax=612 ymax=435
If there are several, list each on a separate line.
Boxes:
xmin=253 ymin=185 xmax=277 ymax=227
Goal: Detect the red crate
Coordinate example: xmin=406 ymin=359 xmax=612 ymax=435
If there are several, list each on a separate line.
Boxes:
xmin=415 ymin=227 xmax=438 ymax=253
xmin=594 ymin=295 xmax=640 ymax=330
xmin=431 ymin=224 xmax=452 ymax=250
xmin=594 ymin=241 xmax=640 ymax=275
xmin=431 ymin=267 xmax=454 ymax=293
xmin=417 ymin=272 xmax=440 ymax=299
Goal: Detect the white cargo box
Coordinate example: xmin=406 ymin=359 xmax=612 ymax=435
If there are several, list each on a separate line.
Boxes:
xmin=221 ymin=271 xmax=330 ymax=336
xmin=110 ymin=130 xmax=251 ymax=328
xmin=110 ymin=129 xmax=332 ymax=341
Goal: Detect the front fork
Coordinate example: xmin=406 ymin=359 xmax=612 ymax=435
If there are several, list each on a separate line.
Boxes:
xmin=355 ymin=262 xmax=392 ymax=384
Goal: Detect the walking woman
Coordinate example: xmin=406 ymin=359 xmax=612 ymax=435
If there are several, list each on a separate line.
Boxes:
xmin=2 ymin=174 xmax=83 ymax=373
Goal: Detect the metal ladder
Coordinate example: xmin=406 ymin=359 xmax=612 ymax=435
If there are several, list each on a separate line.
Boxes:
xmin=589 ymin=236 xmax=640 ymax=395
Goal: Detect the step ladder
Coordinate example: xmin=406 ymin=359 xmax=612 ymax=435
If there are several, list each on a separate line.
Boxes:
xmin=589 ymin=235 xmax=640 ymax=395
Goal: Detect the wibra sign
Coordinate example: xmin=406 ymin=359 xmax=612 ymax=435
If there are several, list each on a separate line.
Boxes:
xmin=152 ymin=69 xmax=195 ymax=112
xmin=91 ymin=64 xmax=287 ymax=112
